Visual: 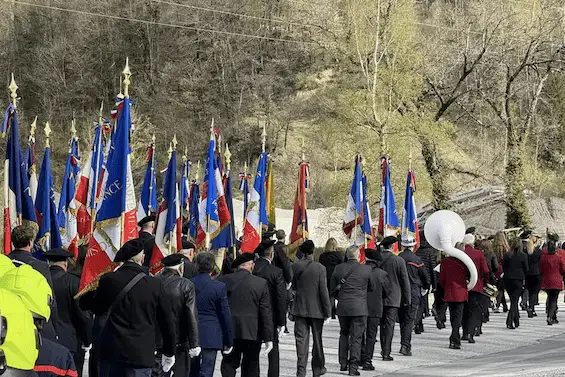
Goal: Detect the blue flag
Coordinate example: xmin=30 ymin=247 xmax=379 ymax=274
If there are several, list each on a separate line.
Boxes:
xmin=212 ymin=174 xmax=236 ymax=248
xmin=137 ymin=142 xmax=158 ymax=220
xmin=188 ymin=182 xmax=200 ymax=240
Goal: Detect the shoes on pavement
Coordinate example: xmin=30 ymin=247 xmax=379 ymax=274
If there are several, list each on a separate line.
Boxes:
xmin=382 ymin=355 xmax=394 ymax=361
xmin=503 ymin=307 xmax=509 ymax=313
xmin=415 ymin=325 xmax=422 ymax=335
xmin=475 ymin=328 xmax=481 ymax=336
xmin=399 ymin=345 xmax=412 ymax=356
xmin=340 ymin=365 xmax=348 ymax=372
xmin=468 ymin=335 xmax=475 ymax=344
xmin=507 ymin=324 xmax=515 ymax=329
xmin=461 ymin=334 xmax=469 ymax=341
xmin=362 ymin=363 xmax=375 ymax=371
xmin=348 ymin=370 xmax=361 ymax=376
xmin=548 ymin=318 xmax=553 ymax=326
xmin=449 ymin=342 xmax=461 ymax=350
xmin=533 ymin=311 xmax=538 ymax=317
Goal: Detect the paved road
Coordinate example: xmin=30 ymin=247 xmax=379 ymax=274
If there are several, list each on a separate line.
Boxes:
xmin=211 ymin=303 xmax=565 ymax=377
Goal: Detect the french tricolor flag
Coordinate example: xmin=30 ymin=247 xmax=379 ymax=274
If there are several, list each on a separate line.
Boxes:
xmin=57 ymin=136 xmax=80 ymax=257
xmin=137 ymin=140 xmax=158 ymax=221
xmin=240 ymin=152 xmax=268 ymax=253
xmin=401 ymin=169 xmax=420 ymax=250
xmin=342 ymin=155 xmax=364 ymax=245
xmin=378 ymin=156 xmax=400 ymax=251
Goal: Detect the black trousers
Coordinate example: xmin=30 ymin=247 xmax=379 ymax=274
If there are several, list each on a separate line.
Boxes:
xmin=546 ymin=289 xmax=560 ymax=320
xmin=361 ymin=316 xmax=380 ymax=365
xmin=462 ymin=291 xmax=482 ymax=336
xmin=89 ymin=345 xmax=100 ymax=377
xmin=294 ymin=317 xmax=325 ymax=377
xmin=72 ymin=349 xmax=85 ymax=377
xmin=267 ymin=339 xmax=280 ymax=377
xmin=526 ymin=275 xmax=542 ymax=311
xmin=481 ymin=294 xmax=490 ymax=324
xmin=380 ymin=307 xmax=398 ymax=357
xmin=505 ymin=278 xmax=523 ymax=327
xmin=399 ymin=297 xmax=419 ymax=349
xmin=433 ymin=285 xmax=447 ymax=325
xmin=447 ymin=302 xmax=464 ymax=346
xmin=496 ymin=278 xmax=508 ymax=310
xmin=416 ymin=294 xmax=426 ymax=326
xmin=220 ymin=339 xmax=261 ymax=377
xmin=338 ymin=316 xmax=366 ymax=370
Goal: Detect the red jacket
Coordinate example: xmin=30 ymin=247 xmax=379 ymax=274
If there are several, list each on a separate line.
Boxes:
xmin=540 ymin=253 xmax=565 ymax=290
xmin=464 ymin=245 xmax=490 ymax=293
xmin=439 ymin=257 xmax=470 ymax=303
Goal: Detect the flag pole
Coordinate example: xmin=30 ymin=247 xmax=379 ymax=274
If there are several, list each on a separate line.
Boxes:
xmin=301 ymin=137 xmax=305 ymax=245
xmin=120 ymin=57 xmax=131 ymax=246
xmin=8 ymin=74 xmax=22 ymax=224
xmin=90 ymin=102 xmax=104 ymax=239
xmin=44 ymin=122 xmax=52 ymax=247
xmin=361 ymin=155 xmax=367 ymax=250
xmin=260 ymin=123 xmax=266 ymax=239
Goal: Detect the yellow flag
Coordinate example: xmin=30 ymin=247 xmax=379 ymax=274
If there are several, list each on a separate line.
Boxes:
xmin=266 ymin=157 xmax=276 ymax=227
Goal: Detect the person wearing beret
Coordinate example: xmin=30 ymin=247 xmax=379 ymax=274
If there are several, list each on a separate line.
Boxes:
xmin=153 ymin=253 xmax=200 ymax=377
xmin=330 ymin=245 xmax=375 ymax=375
xmin=45 ymin=248 xmax=93 ymax=377
xmin=179 ymin=238 xmax=198 ymax=279
xmin=137 ymin=215 xmax=156 ymax=268
xmin=360 ymin=248 xmax=390 ymax=371
xmin=190 ymin=252 xmax=234 ymax=377
xmin=217 ymin=252 xmax=273 ymax=377
xmin=379 ymin=235 xmax=410 ymax=361
xmin=252 ymin=240 xmax=286 ymax=377
xmin=79 ymin=239 xmax=176 ymax=377
xmin=290 ymin=239 xmax=331 ymax=377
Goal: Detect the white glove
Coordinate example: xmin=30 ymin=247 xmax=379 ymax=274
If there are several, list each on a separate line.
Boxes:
xmin=81 ymin=344 xmax=92 ymax=351
xmin=189 ymin=347 xmax=202 ymax=357
xmin=263 ymin=341 xmax=274 ymax=356
xmin=222 ymin=346 xmax=233 ymax=355
xmin=421 ymin=288 xmax=428 ymax=296
xmin=286 ymin=282 xmax=292 ymax=290
xmin=277 ymin=326 xmax=284 ymax=336
xmin=324 ymin=318 xmax=331 ymax=325
xmin=161 ymin=354 xmax=176 ymax=373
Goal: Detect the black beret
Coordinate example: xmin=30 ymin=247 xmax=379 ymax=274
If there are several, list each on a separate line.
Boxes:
xmin=365 ymin=248 xmax=382 ymax=262
xmin=548 ymin=233 xmax=559 ymax=243
xmin=114 ymin=239 xmax=144 ymax=262
xmin=299 ymin=240 xmax=315 ymax=255
xmin=465 ymin=227 xmax=476 ymax=235
xmin=380 ymin=235 xmax=398 ymax=249
xmin=44 ymin=248 xmax=74 ymax=262
xmin=254 ymin=240 xmax=276 ymax=256
xmin=181 ymin=238 xmax=195 ymax=250
xmin=231 ymin=252 xmax=256 ymax=269
xmin=520 ymin=229 xmax=532 ymax=240
xmin=162 ymin=253 xmax=187 ymax=267
xmin=137 ymin=215 xmax=156 ymax=227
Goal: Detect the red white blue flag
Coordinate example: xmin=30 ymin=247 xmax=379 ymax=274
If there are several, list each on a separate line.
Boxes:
xmin=401 ymin=169 xmax=419 ymax=250
xmin=378 ymin=157 xmax=400 ymax=250
xmin=343 ymin=155 xmax=364 ymax=244
xmin=179 ymin=156 xmax=191 ymax=221
xmin=240 ymin=152 xmax=268 ymax=253
xmin=57 ymin=136 xmax=80 ymax=257
xmin=80 ymin=97 xmax=138 ymax=293
xmin=2 ymin=104 xmax=37 ymax=254
xmin=24 ymin=123 xmax=38 ymax=203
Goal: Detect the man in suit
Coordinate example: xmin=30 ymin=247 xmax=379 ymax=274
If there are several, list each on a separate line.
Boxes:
xmin=179 ymin=238 xmax=198 ymax=279
xmin=379 ymin=236 xmax=411 ymax=361
xmin=79 ymin=239 xmax=176 ymax=377
xmin=45 ymin=248 xmax=93 ymax=377
xmin=138 ymin=215 xmax=156 ymax=268
xmin=253 ymin=240 xmax=287 ymax=377
xmin=217 ymin=253 xmax=273 ymax=377
xmin=462 ymin=232 xmax=489 ymax=343
xmin=361 ymin=248 xmax=391 ymax=371
xmin=330 ymin=245 xmax=375 ymax=376
xmin=291 ymin=240 xmax=331 ymax=377
xmin=190 ymin=252 xmax=233 ymax=377
xmin=155 ymin=254 xmax=200 ymax=377
xmin=8 ymin=224 xmax=59 ymax=341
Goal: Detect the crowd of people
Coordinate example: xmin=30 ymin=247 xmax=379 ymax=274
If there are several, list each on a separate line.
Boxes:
xmin=2 ymin=217 xmax=565 ymax=377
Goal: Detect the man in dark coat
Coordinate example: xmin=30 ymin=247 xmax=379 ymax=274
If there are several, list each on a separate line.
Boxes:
xmin=415 ymin=230 xmax=437 ymax=329
xmin=360 ymin=248 xmax=391 ymax=371
xmin=179 ymin=238 xmax=198 ymax=279
xmin=379 ymin=236 xmax=411 ymax=361
xmin=190 ymin=252 xmax=233 ymax=377
xmin=8 ymin=225 xmax=59 ymax=341
xmin=462 ymin=233 xmax=489 ymax=343
xmin=253 ymin=240 xmax=287 ymax=377
xmin=330 ymin=245 xmax=375 ymax=376
xmin=319 ymin=241 xmax=343 ymax=319
xmin=154 ymin=254 xmax=200 ymax=377
xmin=291 ymin=240 xmax=331 ymax=377
xmin=45 ymin=248 xmax=93 ymax=377
xmin=217 ymin=253 xmax=273 ymax=377
xmin=138 ymin=215 xmax=156 ymax=268
xmin=273 ymin=230 xmax=292 ymax=284
xmin=79 ymin=239 xmax=176 ymax=377
xmin=398 ymin=237 xmax=430 ymax=356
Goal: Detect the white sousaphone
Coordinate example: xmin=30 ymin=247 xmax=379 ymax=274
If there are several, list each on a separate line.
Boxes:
xmin=424 ymin=210 xmax=478 ymax=290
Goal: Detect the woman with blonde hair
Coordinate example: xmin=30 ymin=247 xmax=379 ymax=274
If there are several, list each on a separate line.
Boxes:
xmin=492 ymin=232 xmax=510 ymax=313
xmin=319 ymin=237 xmax=343 ymax=319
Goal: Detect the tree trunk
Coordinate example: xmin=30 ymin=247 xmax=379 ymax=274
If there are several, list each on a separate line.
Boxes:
xmin=420 ymin=137 xmax=451 ymax=210
xmin=505 ymin=141 xmax=530 ymax=227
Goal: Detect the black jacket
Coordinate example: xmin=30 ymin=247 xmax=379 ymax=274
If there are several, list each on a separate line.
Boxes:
xmin=34 ymin=337 xmax=77 ymax=377
xmin=381 ymin=251 xmax=411 ymax=307
xmin=484 ymin=250 xmax=499 ymax=283
xmin=291 ymin=258 xmax=331 ymax=319
xmin=139 ymin=231 xmax=156 ymax=268
xmin=183 ymin=259 xmax=198 ymax=279
xmin=399 ymin=250 xmax=430 ymax=292
xmin=366 ymin=260 xmax=391 ymax=318
xmin=49 ymin=266 xmax=93 ymax=353
xmin=9 ymin=249 xmax=59 ymax=342
xmin=503 ymin=251 xmax=529 ymax=280
xmin=330 ymin=260 xmax=375 ymax=317
xmin=526 ymin=248 xmax=543 ymax=276
xmin=253 ymin=258 xmax=287 ymax=330
xmin=319 ymin=251 xmax=343 ymax=289
xmin=155 ymin=269 xmax=199 ymax=349
xmin=79 ymin=262 xmax=175 ymax=368
xmin=217 ymin=269 xmax=273 ymax=342
xmin=415 ymin=241 xmax=437 ymax=289
xmin=273 ymin=241 xmax=292 ymax=283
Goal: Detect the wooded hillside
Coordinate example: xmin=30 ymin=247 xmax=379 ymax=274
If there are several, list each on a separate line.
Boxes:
xmin=1 ymin=0 xmax=564 ymax=228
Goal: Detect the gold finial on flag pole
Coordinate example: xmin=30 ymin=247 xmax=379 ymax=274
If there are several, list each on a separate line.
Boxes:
xmin=122 ymin=57 xmax=131 ymax=98
xmin=261 ymin=123 xmax=267 ymax=153
xmin=30 ymin=116 xmax=37 ymax=141
xmin=224 ymin=143 xmax=232 ymax=173
xmin=98 ymin=101 xmax=104 ymax=125
xmin=71 ymin=118 xmax=77 ymax=137
xmin=152 ymin=134 xmax=156 ymax=145
xmin=172 ymin=134 xmax=178 ymax=150
xmin=44 ymin=122 xmax=52 ymax=148
xmin=9 ymin=73 xmax=18 ymax=107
